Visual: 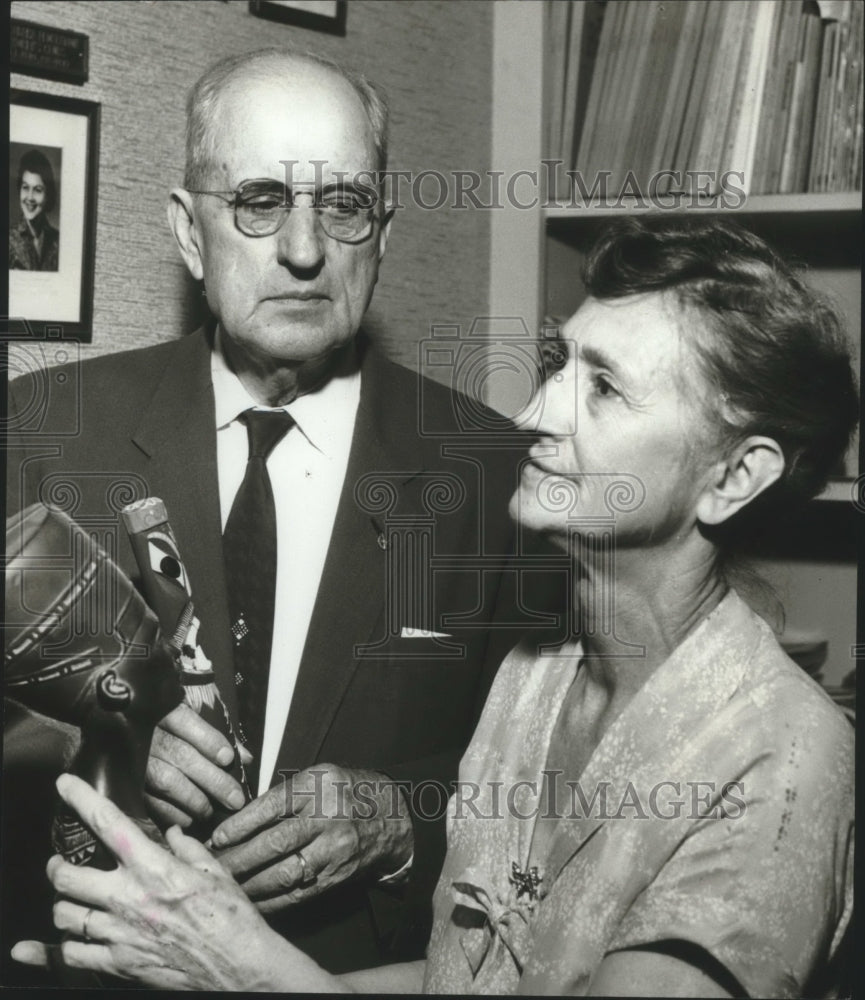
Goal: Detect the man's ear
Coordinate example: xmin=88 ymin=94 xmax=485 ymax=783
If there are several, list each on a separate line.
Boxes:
xmin=167 ymin=188 xmax=205 ymax=281
xmin=377 ymin=204 xmax=395 ymax=262
xmin=696 ymin=436 xmax=785 ymax=526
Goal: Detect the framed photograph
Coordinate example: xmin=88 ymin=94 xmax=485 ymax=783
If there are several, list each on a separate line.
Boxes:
xmin=9 ymin=90 xmax=100 ymax=342
xmin=249 ymin=0 xmax=347 ymax=36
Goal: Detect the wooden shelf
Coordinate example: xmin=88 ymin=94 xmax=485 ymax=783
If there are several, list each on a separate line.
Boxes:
xmin=544 ymin=191 xmax=862 ymax=219
xmin=818 ymin=480 xmax=858 ymax=504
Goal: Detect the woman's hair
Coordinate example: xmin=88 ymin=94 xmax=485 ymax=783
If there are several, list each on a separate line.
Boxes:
xmin=17 ymin=149 xmax=56 ymax=215
xmin=582 ymin=216 xmax=859 ymax=541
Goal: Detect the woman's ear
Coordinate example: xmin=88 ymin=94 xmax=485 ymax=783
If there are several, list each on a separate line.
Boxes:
xmin=167 ymin=189 xmax=205 ymax=281
xmin=696 ymin=436 xmax=785 ymax=525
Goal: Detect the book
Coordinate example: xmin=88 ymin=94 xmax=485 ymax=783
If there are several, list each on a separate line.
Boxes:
xmin=593 ymin=1 xmax=643 ymax=186
xmin=793 ymin=7 xmax=825 ymax=191
xmin=546 ymin=0 xmax=571 ymax=162
xmin=569 ymin=1 xmax=607 ymax=171
xmin=608 ymin=0 xmax=657 ymax=191
xmin=808 ymin=16 xmax=839 ymax=191
xmin=574 ymin=0 xmax=621 ymax=180
xmin=842 ymin=0 xmax=863 ymax=190
xmin=826 ymin=3 xmax=851 ymax=190
xmin=753 ymin=0 xmax=801 ymax=192
xmin=725 ymin=0 xmax=778 ymax=193
xmin=852 ymin=5 xmax=864 ymax=190
xmin=765 ymin=2 xmax=806 ymax=193
xmin=673 ymin=1 xmax=725 ymax=184
xmin=779 ymin=4 xmax=823 ymax=193
xmin=652 ymin=1 xmax=711 ymax=193
xmin=692 ymin=2 xmax=751 ymax=183
xmin=560 ymin=0 xmax=587 ymax=171
xmin=628 ymin=0 xmax=688 ymax=190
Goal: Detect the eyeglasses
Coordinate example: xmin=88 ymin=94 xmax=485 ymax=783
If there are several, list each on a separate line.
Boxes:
xmin=187 ymin=178 xmax=379 ymax=243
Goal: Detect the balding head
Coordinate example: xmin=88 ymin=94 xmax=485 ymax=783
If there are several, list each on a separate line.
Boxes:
xmin=183 ymin=48 xmax=389 ymax=189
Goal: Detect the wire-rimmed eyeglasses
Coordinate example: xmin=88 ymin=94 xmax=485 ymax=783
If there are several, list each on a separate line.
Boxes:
xmin=186 ymin=178 xmax=379 ymax=243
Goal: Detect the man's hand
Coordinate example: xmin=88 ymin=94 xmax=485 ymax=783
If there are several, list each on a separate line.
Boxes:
xmin=145 ymin=704 xmax=248 ymax=828
xmin=209 ymin=764 xmax=414 ymax=912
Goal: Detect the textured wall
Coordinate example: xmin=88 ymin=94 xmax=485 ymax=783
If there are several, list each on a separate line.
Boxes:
xmin=9 ymin=0 xmax=493 ymax=370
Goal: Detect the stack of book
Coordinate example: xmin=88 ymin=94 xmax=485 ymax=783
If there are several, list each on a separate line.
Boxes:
xmin=548 ymin=0 xmax=863 ymax=196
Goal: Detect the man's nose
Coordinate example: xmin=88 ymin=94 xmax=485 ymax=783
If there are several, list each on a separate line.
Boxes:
xmin=276 ymin=203 xmax=326 ymax=271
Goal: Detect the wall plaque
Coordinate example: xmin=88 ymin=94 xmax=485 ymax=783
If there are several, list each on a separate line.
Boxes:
xmin=11 ymin=19 xmax=89 ymax=86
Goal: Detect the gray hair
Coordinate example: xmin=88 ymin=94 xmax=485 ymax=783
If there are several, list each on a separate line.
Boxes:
xmin=183 ymin=47 xmax=389 ymax=189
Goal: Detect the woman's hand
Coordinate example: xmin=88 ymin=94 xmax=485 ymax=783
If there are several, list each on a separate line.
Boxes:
xmin=11 ymin=773 xmax=339 ymax=991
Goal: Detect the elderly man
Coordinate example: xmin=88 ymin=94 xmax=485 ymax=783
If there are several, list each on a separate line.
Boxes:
xmin=4 ymin=49 xmax=527 ymax=975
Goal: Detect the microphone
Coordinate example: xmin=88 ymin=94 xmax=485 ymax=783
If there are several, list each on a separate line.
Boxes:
xmin=121 ymin=497 xmax=252 ymax=817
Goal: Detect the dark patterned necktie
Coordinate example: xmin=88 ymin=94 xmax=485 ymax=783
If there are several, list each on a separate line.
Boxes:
xmin=223 ymin=408 xmax=294 ymax=787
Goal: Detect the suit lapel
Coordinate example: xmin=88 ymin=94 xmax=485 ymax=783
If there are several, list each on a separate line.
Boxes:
xmin=275 ymin=347 xmax=425 ymax=773
xmin=129 ymin=328 xmax=237 ymax=719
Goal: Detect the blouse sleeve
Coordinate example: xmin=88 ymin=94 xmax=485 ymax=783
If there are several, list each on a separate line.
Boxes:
xmin=607 ymin=700 xmax=854 ymax=998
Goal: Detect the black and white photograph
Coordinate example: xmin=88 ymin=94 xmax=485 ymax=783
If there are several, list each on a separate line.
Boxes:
xmin=8 ymin=89 xmax=99 ymax=340
xmin=9 ymin=142 xmax=62 ymax=272
xmin=2 ymin=1 xmax=861 ymax=996
xmin=249 ymin=0 xmax=348 ymax=36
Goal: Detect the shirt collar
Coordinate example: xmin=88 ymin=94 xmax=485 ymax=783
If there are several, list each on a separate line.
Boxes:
xmin=210 ymin=327 xmax=361 ymax=458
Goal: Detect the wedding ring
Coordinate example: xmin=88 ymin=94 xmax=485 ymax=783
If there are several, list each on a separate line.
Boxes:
xmin=295 ymin=849 xmax=317 ymax=888
xmin=81 ymin=908 xmax=95 ymax=941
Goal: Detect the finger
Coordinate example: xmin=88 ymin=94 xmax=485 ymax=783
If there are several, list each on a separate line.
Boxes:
xmin=150 ymin=730 xmax=246 ymax=812
xmin=11 ymin=941 xmax=51 ymax=968
xmin=238 ymin=743 xmax=254 ymax=766
xmin=144 ymin=792 xmax=194 ymax=830
xmin=47 ymin=854 xmax=116 ymax=907
xmin=214 ymin=818 xmax=313 ymax=878
xmin=256 ymin=883 xmax=324 ymax=912
xmin=53 ymin=901 xmax=130 ymax=946
xmin=209 ymin=786 xmax=287 ymax=849
xmin=57 ymin=939 xmax=124 ymax=979
xmin=55 ymin=776 xmax=168 ymax=872
xmin=157 ymin=703 xmax=234 ymax=766
xmin=58 ymin=940 xmax=190 ymax=991
xmin=165 ymin=825 xmax=225 ymax=874
xmin=240 ymin=849 xmax=317 ymax=901
xmin=146 ymin=757 xmax=213 ymax=822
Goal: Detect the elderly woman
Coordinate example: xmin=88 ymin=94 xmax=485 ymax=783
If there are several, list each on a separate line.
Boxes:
xmin=9 ymin=149 xmax=60 ymax=272
xmin=13 ymin=218 xmax=856 ymax=996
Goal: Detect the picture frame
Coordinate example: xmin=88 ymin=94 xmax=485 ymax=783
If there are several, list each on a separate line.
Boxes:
xmin=249 ymin=0 xmax=347 ymax=36
xmin=9 ymin=90 xmax=100 ymax=342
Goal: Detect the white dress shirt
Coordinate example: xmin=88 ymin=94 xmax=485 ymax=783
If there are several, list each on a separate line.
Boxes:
xmin=211 ymin=331 xmax=361 ymax=794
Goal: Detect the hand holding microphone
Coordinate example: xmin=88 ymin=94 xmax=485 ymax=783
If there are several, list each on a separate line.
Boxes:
xmin=121 ymin=498 xmax=252 ymax=833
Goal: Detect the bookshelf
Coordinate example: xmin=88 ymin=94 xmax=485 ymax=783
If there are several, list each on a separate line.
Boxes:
xmin=487 ymin=1 xmax=860 ymax=687
xmin=489 ymin=1 xmax=861 ymax=487
xmin=545 ymin=190 xmax=862 ymax=217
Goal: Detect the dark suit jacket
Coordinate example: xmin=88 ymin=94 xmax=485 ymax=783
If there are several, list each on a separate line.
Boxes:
xmin=4 ymin=327 xmax=536 ymax=974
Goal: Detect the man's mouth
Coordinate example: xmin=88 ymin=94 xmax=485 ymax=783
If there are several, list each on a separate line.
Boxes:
xmin=266 ymin=292 xmax=329 ymax=303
